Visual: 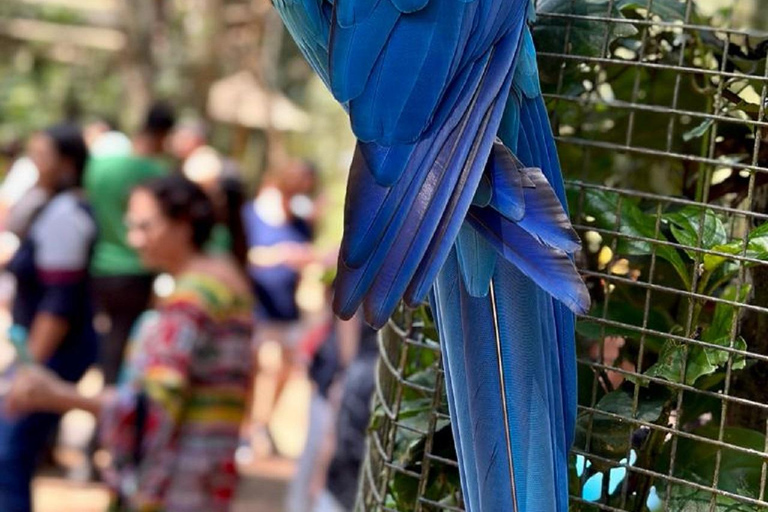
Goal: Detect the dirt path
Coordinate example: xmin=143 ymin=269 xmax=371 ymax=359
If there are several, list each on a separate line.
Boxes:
xmin=33 ymin=457 xmax=295 ymax=512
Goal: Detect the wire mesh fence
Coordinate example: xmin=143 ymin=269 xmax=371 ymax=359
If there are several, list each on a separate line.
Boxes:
xmin=356 ymin=1 xmax=768 ymax=511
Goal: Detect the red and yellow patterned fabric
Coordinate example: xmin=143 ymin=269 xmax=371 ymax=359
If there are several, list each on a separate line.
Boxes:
xmin=100 ymin=272 xmax=253 ymax=512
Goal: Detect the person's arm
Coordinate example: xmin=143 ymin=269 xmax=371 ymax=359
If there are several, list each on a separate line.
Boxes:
xmin=5 ymin=364 xmax=113 ymax=416
xmin=247 ymin=241 xmax=316 ymax=269
xmin=27 ymin=314 xmax=69 ymax=364
xmin=335 ymin=314 xmax=362 ymax=371
xmin=8 ymin=306 xmax=200 ymax=510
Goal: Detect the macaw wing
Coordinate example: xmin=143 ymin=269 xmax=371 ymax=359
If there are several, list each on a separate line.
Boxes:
xmin=273 ymin=0 xmax=333 ymax=87
xmin=275 ymin=0 xmax=533 ymax=327
xmin=330 ymin=0 xmax=481 ymax=150
xmin=335 ymin=24 xmax=526 ymax=327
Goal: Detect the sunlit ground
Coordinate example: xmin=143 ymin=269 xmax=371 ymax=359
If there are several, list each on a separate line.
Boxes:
xmin=32 ymin=458 xmax=297 ymax=512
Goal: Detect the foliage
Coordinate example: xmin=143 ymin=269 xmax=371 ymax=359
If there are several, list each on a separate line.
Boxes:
xmin=370 ymin=306 xmax=463 ymax=511
xmin=568 ymin=181 xmax=768 ymax=508
xmin=0 ymin=2 xmax=124 ymax=144
xmin=540 ymin=0 xmax=768 ymax=509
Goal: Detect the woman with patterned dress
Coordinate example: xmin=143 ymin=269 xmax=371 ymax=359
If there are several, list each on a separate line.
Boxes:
xmin=6 ymin=174 xmax=254 ymax=512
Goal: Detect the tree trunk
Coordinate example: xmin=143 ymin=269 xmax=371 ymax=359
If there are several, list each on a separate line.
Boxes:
xmin=118 ymin=0 xmax=158 ymax=131
xmin=184 ymin=0 xmax=225 ymax=116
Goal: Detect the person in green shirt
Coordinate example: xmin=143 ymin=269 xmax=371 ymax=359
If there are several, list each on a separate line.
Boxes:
xmin=84 ymin=102 xmax=175 ymax=385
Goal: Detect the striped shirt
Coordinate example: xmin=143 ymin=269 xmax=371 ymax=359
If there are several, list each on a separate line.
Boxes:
xmin=100 ymin=273 xmax=253 ymax=511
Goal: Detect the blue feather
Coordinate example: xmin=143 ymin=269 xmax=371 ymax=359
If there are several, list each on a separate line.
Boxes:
xmin=340 ymin=53 xmax=493 ymax=271
xmin=429 ymin=281 xmax=479 ymax=510
xmin=275 ymin=0 xmax=333 ymax=87
xmin=486 ymin=141 xmax=526 ymax=222
xmin=335 ymin=0 xmax=383 ymax=27
xmin=366 ymin=26 xmax=522 ymax=323
xmin=343 ymin=3 xmax=473 ymax=144
xmin=455 ymin=223 xmax=497 ymax=297
xmin=466 ymin=206 xmax=589 ymax=315
xmin=431 ymin=24 xmax=582 ymax=512
xmin=335 ymin=24 xmax=524 ymax=323
xmin=329 ymin=1 xmax=400 ymax=104
xmin=391 ymin=0 xmax=432 ymax=13
xmin=515 ymin=165 xmax=582 ymax=252
xmin=432 ymin=250 xmax=567 ymax=510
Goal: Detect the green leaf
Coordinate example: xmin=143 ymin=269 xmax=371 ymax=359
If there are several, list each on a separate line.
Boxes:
xmin=575 ymin=188 xmax=691 ymax=287
xmin=665 ymin=207 xmax=728 ymax=257
xmin=535 ymin=0 xmax=638 ymax=83
xmin=598 ymin=389 xmax=666 ymax=423
xmin=646 ymin=293 xmax=749 ymax=386
xmin=683 ymin=336 xmax=747 ymax=386
xmin=681 ymin=118 xmax=715 ymax=141
xmin=658 ymin=427 xmax=766 ymax=501
xmin=704 ymin=221 xmax=768 ymax=272
xmin=645 ymin=339 xmax=688 ymax=384
xmin=703 ymin=284 xmax=751 ymax=343
xmin=615 ymin=0 xmax=688 ymax=21
xmin=664 ymin=485 xmax=760 ymax=511
xmin=575 ymin=390 xmax=665 ymax=462
xmin=704 ymin=243 xmax=743 ymax=273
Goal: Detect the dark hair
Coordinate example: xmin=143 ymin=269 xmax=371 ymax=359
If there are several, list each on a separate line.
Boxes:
xmin=220 ymin=175 xmax=248 ymax=266
xmin=138 ymin=174 xmax=215 ymax=250
xmin=44 ymin=123 xmax=89 ymax=188
xmin=142 ymin=101 xmax=176 ymax=136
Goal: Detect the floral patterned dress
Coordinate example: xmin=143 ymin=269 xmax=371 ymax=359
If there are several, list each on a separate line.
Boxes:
xmin=100 ymin=272 xmax=253 ymax=511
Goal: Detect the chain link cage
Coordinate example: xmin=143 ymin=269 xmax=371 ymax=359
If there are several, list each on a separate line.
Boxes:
xmin=356 ymin=1 xmax=768 ymax=511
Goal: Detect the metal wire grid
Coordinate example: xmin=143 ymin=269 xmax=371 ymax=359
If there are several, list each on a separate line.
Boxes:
xmin=356 ymin=306 xmax=461 ymax=512
xmin=357 ymin=1 xmax=768 ymax=511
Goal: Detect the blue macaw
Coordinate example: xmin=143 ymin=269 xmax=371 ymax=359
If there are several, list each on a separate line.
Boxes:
xmin=272 ymin=0 xmax=590 ymax=510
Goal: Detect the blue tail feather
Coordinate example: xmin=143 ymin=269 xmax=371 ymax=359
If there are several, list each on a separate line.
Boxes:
xmin=432 ymin=249 xmax=570 ymax=511
xmin=433 ymin=23 xmax=581 ymax=512
xmin=455 ymin=223 xmax=497 ymax=298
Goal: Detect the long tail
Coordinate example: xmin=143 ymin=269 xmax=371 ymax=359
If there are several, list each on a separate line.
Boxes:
xmin=431 ymin=26 xmax=582 ymax=512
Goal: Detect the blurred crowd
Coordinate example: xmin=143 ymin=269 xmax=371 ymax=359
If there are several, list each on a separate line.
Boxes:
xmin=0 ymin=104 xmax=377 ymax=512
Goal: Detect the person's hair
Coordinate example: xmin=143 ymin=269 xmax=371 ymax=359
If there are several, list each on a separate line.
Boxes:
xmin=300 ymin=159 xmax=319 ymax=194
xmin=142 ymin=101 xmax=176 ymax=136
xmin=220 ymin=175 xmax=248 ymax=266
xmin=44 ymin=123 xmax=89 ymax=188
xmin=137 ymin=174 xmax=215 ymax=249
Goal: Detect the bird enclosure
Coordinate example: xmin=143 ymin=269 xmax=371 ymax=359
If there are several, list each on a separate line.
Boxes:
xmin=357 ymin=1 xmax=768 ymax=510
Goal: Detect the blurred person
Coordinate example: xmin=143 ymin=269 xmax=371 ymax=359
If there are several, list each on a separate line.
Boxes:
xmin=214 ymin=170 xmax=249 ymax=266
xmin=203 ymin=168 xmax=249 ymax=266
xmin=84 ymin=102 xmax=175 ymax=386
xmin=6 ymin=174 xmax=254 ymax=512
xmin=172 ymin=119 xmax=249 ymax=265
xmin=285 ymin=304 xmax=367 ymax=512
xmin=84 ymin=118 xmax=132 ymax=159
xmin=83 ymin=119 xmax=113 ymax=148
xmin=0 ymin=124 xmax=98 ymax=512
xmin=321 ymin=322 xmax=378 ymax=511
xmin=170 ymin=119 xmax=209 ymax=166
xmin=242 ymin=160 xmax=318 ymax=456
xmin=90 ymin=132 xmax=133 ymax=159
xmin=0 ymin=153 xmax=39 ymax=232
xmin=0 ymin=141 xmax=44 ymax=278
xmin=0 ymin=159 xmax=45 ymax=247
